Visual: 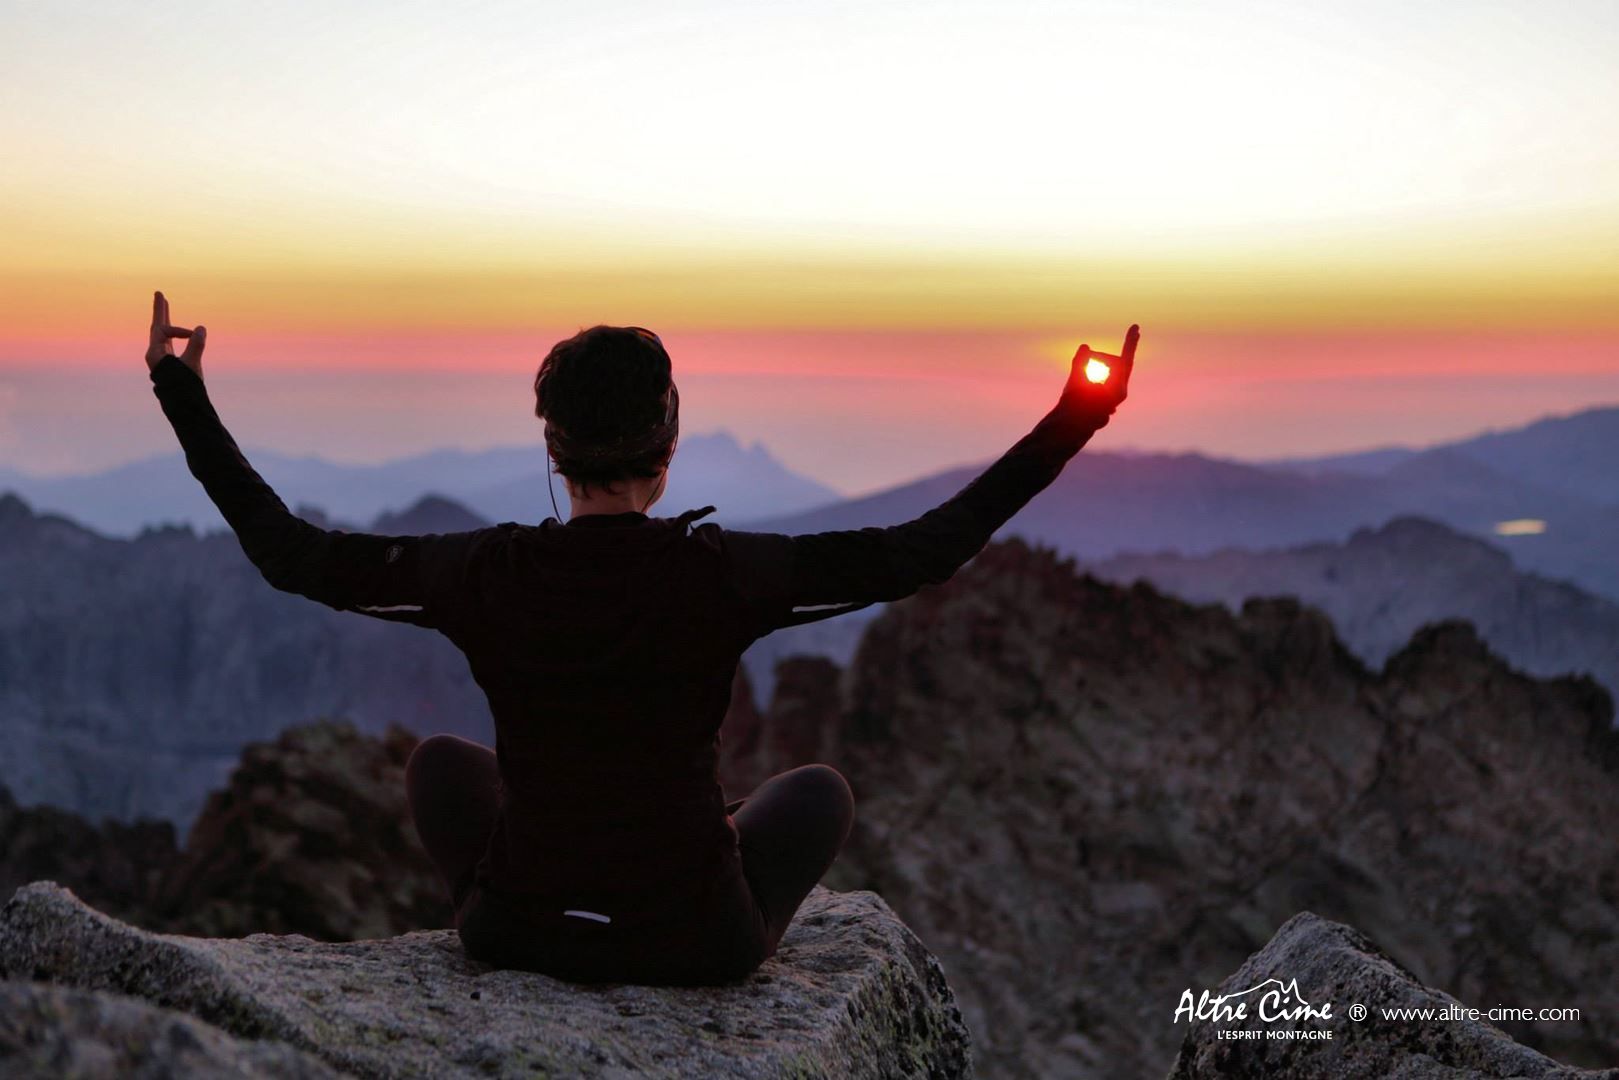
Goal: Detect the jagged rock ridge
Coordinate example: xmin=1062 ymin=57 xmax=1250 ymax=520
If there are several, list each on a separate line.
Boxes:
xmin=718 ymin=537 xmax=1619 ymax=1078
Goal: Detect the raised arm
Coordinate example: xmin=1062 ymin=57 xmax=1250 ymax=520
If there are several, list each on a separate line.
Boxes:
xmin=713 ymin=326 xmax=1140 ymax=636
xmin=144 ymin=293 xmax=500 ymax=632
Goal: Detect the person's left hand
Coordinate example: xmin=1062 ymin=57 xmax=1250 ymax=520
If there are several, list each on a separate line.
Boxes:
xmin=145 ymin=291 xmax=206 ymax=381
xmin=1058 ymin=323 xmax=1139 ymax=431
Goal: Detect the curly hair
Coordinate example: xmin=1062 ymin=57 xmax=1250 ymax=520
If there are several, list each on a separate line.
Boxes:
xmin=533 ymin=325 xmax=678 ymax=498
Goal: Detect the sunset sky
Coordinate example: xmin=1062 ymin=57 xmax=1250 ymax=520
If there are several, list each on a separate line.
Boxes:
xmin=3 ymin=0 xmax=1617 ymax=495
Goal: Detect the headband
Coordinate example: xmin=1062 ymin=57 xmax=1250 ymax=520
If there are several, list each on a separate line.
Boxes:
xmin=544 ymin=380 xmax=679 ymax=465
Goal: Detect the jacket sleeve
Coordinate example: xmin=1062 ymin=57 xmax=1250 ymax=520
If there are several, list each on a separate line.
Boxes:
xmin=712 ymin=400 xmax=1099 ymax=637
xmin=148 ymin=354 xmax=497 ymax=632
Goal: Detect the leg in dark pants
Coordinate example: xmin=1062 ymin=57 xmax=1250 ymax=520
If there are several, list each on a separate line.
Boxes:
xmin=404 ymin=734 xmax=502 ymax=910
xmin=726 ymin=763 xmax=856 ymax=958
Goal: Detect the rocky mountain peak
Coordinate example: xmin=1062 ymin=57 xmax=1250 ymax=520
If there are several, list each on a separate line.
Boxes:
xmin=724 ymin=535 xmax=1619 ymax=1075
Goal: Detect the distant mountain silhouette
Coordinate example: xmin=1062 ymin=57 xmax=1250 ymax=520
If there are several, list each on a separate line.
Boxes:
xmin=0 ymin=430 xmax=839 ymax=538
xmin=1267 ymin=403 xmax=1619 ymax=506
xmin=1092 ymin=516 xmax=1619 ymax=700
xmin=744 ymin=511 xmax=1619 ymax=704
xmin=462 ymin=429 xmax=840 ymax=526
xmin=0 ymin=491 xmax=491 ymax=826
xmin=744 ymin=444 xmax=1619 ymax=600
xmin=368 ymin=493 xmax=489 ymax=535
xmin=1446 ymin=405 xmax=1619 ymax=505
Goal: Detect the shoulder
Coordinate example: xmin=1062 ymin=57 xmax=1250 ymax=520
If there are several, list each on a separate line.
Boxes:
xmin=453 ymin=522 xmax=524 ymax=547
xmin=440 ymin=522 xmax=523 ymax=564
xmin=686 ymin=524 xmax=794 ymax=597
xmin=688 ymin=519 xmax=724 ymax=553
xmin=684 ymin=520 xmax=789 ymax=554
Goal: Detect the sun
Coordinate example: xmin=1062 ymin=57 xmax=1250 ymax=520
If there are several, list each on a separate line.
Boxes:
xmin=1084 ymin=358 xmax=1112 ymax=384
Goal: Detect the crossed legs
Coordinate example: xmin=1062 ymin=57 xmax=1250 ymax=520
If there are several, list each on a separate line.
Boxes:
xmin=404 ymin=734 xmax=857 ymax=960
xmin=727 ymin=763 xmax=856 ymax=957
xmin=404 ymin=733 xmax=502 ymax=911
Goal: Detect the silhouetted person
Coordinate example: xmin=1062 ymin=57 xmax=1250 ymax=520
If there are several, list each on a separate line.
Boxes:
xmin=145 ymin=290 xmax=1139 ymax=984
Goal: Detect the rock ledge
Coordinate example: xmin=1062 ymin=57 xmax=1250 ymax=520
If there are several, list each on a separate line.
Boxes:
xmin=1 ymin=881 xmax=973 ymax=1079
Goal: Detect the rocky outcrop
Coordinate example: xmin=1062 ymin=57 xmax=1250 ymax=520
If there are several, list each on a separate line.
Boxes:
xmin=721 ymin=657 xmax=846 ymax=800
xmin=1 ymin=721 xmax=449 ymax=944
xmin=0 ymin=787 xmax=180 ymax=928
xmin=1169 ymin=912 xmax=1618 ymax=1079
xmin=152 ymin=720 xmax=449 ymax=941
xmin=0 ymin=881 xmax=973 ymax=1080
xmin=719 ymin=537 xmax=1619 ymax=1078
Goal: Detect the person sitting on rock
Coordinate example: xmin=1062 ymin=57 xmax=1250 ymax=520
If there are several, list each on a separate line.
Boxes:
xmin=144 ymin=289 xmax=1139 ymax=985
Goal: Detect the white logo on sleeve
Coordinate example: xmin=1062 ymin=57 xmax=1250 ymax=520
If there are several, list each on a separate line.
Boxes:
xmin=563 ymin=909 xmax=612 ymax=923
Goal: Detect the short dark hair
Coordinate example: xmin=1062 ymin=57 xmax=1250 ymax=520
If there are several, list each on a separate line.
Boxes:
xmin=533 ymin=325 xmax=678 ymax=498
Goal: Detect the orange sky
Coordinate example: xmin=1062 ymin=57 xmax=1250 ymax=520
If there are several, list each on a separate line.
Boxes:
xmin=2 ymin=1 xmax=1616 ymax=491
xmin=3 ymin=324 xmax=1615 ymax=492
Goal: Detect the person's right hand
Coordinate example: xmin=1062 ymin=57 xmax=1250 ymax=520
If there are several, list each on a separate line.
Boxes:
xmin=1059 ymin=323 xmax=1139 ymax=430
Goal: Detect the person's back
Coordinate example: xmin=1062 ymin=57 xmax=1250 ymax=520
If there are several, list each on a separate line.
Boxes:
xmin=144 ymin=291 xmax=1139 ymax=985
xmin=445 ymin=507 xmax=754 ymax=936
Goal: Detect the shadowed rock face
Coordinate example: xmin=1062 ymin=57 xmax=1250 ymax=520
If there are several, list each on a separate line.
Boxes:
xmin=0 ymin=720 xmax=451 ymax=945
xmin=1169 ymin=912 xmax=1618 ymax=1080
xmin=0 ymin=787 xmax=180 ymax=928
xmin=153 ymin=721 xmax=449 ymax=941
xmin=0 ymin=881 xmax=973 ymax=1080
xmin=719 ymin=537 xmax=1619 ymax=1079
xmin=0 ymin=493 xmax=490 ymax=828
xmin=722 ymin=657 xmax=845 ymax=801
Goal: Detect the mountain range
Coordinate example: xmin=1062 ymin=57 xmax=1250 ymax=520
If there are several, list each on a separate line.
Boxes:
xmin=0 ymin=429 xmax=840 ymax=538
xmin=8 ymin=538 xmax=1617 ymax=1077
xmin=4 ymin=403 xmax=1617 ymax=825
xmin=751 ymin=514 xmax=1619 ymax=707
xmin=0 ymin=492 xmax=491 ymax=826
xmin=1090 ymin=515 xmax=1619 ymax=701
xmin=7 ymin=403 xmax=1617 ymax=582
xmin=745 ymin=405 xmax=1619 ymax=602
xmin=1266 ymin=403 xmax=1619 ymax=505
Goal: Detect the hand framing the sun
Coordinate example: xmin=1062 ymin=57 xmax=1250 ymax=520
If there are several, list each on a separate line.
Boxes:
xmin=1059 ymin=323 xmax=1139 ymax=430
xmin=145 ymin=291 xmax=206 ymax=382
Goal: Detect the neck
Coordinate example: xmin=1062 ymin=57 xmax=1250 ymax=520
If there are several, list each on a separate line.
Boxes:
xmin=566 ymin=474 xmax=666 ymax=520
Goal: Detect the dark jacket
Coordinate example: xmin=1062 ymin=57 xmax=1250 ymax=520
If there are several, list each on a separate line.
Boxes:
xmin=149 ymin=353 xmax=1098 ymax=925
